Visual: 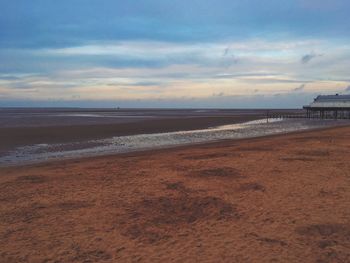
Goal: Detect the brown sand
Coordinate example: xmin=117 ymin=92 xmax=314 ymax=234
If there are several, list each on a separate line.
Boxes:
xmin=1 ymin=126 xmax=350 ymax=262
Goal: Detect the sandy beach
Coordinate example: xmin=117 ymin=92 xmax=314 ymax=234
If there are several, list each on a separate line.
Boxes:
xmin=1 ymin=125 xmax=349 ymax=262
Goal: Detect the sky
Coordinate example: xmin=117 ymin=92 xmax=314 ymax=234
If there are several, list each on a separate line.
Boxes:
xmin=0 ymin=0 xmax=350 ymax=108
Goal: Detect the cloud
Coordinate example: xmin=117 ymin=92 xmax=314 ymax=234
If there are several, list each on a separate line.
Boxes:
xmin=223 ymin=47 xmax=230 ymax=57
xmin=238 ymin=77 xmax=312 ymax=84
xmin=0 ymin=37 xmax=349 ymax=107
xmin=0 ymin=0 xmax=350 ymax=109
xmin=71 ymin=94 xmax=81 ymax=99
xmin=212 ymin=92 xmax=225 ymax=97
xmin=106 ymin=81 xmax=164 ymax=87
xmin=345 ymin=85 xmax=350 ymax=92
xmin=0 ymin=75 xmax=20 ymax=81
xmin=293 ymin=84 xmax=306 ymax=92
xmin=214 ymin=72 xmax=278 ymax=79
xmin=0 ymin=39 xmax=340 ymax=76
xmin=214 ymin=71 xmax=314 ymax=84
xmin=220 ymin=46 xmax=239 ymax=68
xmin=130 ymin=81 xmax=163 ymax=87
xmin=301 ymin=53 xmax=322 ymax=64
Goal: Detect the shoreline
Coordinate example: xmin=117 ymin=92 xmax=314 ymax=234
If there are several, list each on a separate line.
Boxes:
xmin=2 ymin=122 xmax=349 ymax=170
xmin=0 ymin=115 xmax=263 ymax=152
xmin=0 ymin=108 xmax=303 ymax=152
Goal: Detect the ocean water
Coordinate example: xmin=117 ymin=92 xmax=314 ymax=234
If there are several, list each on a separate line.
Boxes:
xmin=0 ymin=118 xmax=346 ymax=167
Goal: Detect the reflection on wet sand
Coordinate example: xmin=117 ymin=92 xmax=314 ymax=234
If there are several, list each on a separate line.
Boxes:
xmin=1 ymin=118 xmax=347 ymax=166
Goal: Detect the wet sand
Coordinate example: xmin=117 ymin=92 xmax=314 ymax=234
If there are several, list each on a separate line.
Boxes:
xmin=1 ymin=126 xmax=350 ymax=262
xmin=0 ymin=116 xmax=260 ymax=152
xmin=0 ymin=108 xmax=301 ymax=153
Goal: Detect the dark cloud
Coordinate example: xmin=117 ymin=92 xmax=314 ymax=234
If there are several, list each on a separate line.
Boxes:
xmin=213 ymin=72 xmax=277 ymax=79
xmin=10 ymin=82 xmax=35 ymax=90
xmin=130 ymin=81 xmax=163 ymax=87
xmin=223 ymin=47 xmax=230 ymax=57
xmin=213 ymin=73 xmax=315 ymax=84
xmin=293 ymin=84 xmax=306 ymax=92
xmin=241 ymin=78 xmax=312 ymax=84
xmin=0 ymin=75 xmax=20 ymax=81
xmin=301 ymin=53 xmax=322 ymax=64
xmin=107 ymin=81 xmax=161 ymax=87
xmin=221 ymin=46 xmax=239 ymax=68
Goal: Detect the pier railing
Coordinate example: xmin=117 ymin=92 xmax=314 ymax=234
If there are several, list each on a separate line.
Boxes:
xmin=267 ymin=111 xmax=350 ymax=120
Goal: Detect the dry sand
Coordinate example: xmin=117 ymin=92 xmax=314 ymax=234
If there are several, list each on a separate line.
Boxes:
xmin=1 ymin=126 xmax=350 ymax=262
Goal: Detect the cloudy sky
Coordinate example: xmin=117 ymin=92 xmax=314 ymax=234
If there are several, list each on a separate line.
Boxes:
xmin=0 ymin=0 xmax=349 ymax=108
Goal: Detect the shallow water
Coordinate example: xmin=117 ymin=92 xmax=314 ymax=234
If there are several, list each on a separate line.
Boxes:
xmin=0 ymin=118 xmax=347 ymax=167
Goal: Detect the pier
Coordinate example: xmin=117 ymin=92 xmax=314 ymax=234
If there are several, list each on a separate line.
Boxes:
xmin=268 ymin=94 xmax=350 ymax=120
